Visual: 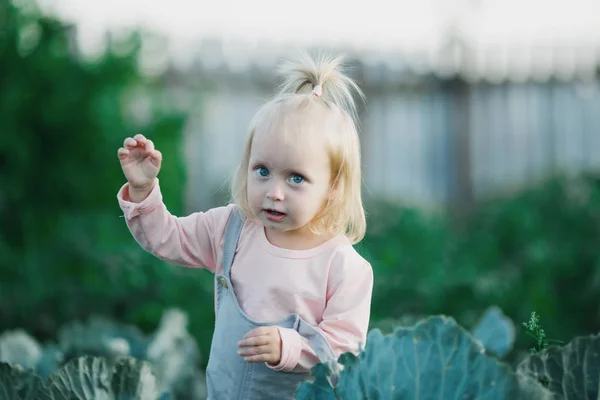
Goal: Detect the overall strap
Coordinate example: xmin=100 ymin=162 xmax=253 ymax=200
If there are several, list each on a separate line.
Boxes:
xmin=222 ymin=207 xmax=245 ymax=277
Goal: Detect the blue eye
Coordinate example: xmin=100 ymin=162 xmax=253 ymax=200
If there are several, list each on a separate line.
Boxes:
xmin=256 ymin=167 xmax=270 ymax=177
xmin=290 ymin=174 xmax=304 ymax=184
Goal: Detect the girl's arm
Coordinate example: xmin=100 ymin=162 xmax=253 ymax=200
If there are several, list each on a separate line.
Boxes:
xmin=117 ymin=178 xmax=231 ymax=272
xmin=269 ymin=255 xmax=374 ymax=372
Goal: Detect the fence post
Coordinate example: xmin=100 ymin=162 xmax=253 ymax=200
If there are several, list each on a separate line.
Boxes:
xmin=444 ymin=77 xmax=474 ymax=217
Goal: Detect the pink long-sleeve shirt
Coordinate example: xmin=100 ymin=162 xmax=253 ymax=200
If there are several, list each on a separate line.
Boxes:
xmin=117 ymin=179 xmax=373 ymax=372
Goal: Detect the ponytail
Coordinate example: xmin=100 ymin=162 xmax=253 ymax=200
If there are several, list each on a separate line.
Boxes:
xmin=275 ymin=52 xmax=365 ymax=122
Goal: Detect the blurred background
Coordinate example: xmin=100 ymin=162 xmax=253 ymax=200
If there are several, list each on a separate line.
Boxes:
xmin=2 ymin=0 xmax=600 ymax=375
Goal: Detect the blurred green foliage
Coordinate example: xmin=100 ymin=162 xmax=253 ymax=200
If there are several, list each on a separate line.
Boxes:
xmin=2 ymin=0 xmax=600 ymax=373
xmin=0 ymin=0 xmax=217 ymax=366
xmin=361 ymin=172 xmax=600 ymax=363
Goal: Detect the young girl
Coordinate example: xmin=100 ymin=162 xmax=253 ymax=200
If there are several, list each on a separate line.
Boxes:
xmin=116 ymin=52 xmax=373 ymax=399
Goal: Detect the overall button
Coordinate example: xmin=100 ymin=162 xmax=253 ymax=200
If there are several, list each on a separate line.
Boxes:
xmin=220 ymin=278 xmax=228 ymax=288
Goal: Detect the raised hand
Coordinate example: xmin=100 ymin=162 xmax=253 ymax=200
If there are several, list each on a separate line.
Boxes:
xmin=117 ymin=134 xmax=162 ymax=192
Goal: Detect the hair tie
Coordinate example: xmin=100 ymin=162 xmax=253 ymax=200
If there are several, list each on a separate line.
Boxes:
xmin=312 ymin=84 xmax=322 ymax=97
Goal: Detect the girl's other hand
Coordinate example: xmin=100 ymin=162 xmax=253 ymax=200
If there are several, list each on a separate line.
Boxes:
xmin=237 ymin=326 xmax=282 ymax=366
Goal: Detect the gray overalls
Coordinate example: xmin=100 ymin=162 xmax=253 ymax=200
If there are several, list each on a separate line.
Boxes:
xmin=205 ymin=209 xmax=335 ymax=399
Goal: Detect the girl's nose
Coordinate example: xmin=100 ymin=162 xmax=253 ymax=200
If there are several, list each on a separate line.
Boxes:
xmin=266 ymin=182 xmax=284 ymax=201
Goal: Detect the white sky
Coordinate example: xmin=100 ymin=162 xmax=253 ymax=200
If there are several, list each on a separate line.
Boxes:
xmin=39 ymin=0 xmax=600 ymax=55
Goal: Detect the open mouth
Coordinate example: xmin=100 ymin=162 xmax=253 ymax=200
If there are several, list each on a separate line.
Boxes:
xmin=264 ymin=209 xmax=286 ymax=221
xmin=265 ymin=209 xmax=285 ymax=216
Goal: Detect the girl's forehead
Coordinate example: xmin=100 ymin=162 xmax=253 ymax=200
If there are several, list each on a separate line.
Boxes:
xmin=248 ymin=100 xmax=341 ymax=166
xmin=250 ymin=129 xmax=330 ymax=170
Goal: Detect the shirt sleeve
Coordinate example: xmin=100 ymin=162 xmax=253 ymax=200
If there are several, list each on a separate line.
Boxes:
xmin=116 ymin=178 xmax=233 ymax=272
xmin=268 ymin=254 xmax=374 ymax=373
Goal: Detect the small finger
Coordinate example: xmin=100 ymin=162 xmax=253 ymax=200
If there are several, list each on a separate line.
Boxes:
xmin=145 ymin=139 xmax=155 ymax=154
xmin=133 ymin=133 xmax=147 ymax=144
xmin=238 ymin=336 xmax=268 ymax=347
xmin=238 ymin=344 xmax=270 ymax=356
xmin=242 ymin=326 xmax=270 ymax=339
xmin=117 ymin=148 xmax=129 ymax=160
xmin=124 ymin=137 xmax=137 ymax=149
xmin=244 ymin=354 xmax=274 ymax=363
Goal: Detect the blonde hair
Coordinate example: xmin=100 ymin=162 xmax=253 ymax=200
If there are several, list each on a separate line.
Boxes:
xmin=230 ymin=52 xmax=367 ymax=244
